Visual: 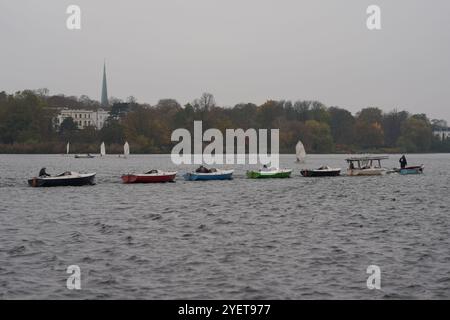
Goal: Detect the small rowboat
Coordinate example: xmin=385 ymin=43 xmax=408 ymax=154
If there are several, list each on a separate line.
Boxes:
xmin=183 ymin=169 xmax=234 ymax=181
xmin=397 ymin=165 xmax=424 ymax=175
xmin=28 ymin=172 xmax=96 ymax=187
xmin=122 ymin=170 xmax=177 ymax=183
xmin=246 ymin=168 xmax=292 ymax=179
xmin=74 ymin=154 xmax=95 ymax=159
xmin=300 ymin=166 xmax=341 ymax=177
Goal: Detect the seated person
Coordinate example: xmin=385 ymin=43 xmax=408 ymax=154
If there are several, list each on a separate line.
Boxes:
xmin=39 ymin=168 xmax=51 ymax=177
xmin=195 ymin=165 xmax=210 ymax=173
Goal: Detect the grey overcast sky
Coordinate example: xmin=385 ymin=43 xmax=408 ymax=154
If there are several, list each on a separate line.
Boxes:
xmin=1 ymin=0 xmax=449 ymax=120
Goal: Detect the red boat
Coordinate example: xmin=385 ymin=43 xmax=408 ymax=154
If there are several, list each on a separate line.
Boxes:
xmin=121 ymin=170 xmax=177 ymax=183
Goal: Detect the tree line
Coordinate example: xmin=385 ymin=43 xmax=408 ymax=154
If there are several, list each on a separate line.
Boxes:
xmin=1 ymin=90 xmax=449 ymax=154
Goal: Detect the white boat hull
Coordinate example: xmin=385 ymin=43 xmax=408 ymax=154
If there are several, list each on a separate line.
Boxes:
xmin=347 ymin=168 xmax=387 ymax=176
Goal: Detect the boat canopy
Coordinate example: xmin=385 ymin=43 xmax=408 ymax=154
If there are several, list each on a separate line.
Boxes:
xmin=345 ymin=156 xmax=388 ymax=162
xmin=346 ymin=156 xmax=388 ymax=169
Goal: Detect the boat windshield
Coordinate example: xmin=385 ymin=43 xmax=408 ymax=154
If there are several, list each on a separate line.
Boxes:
xmin=347 ymin=156 xmax=387 ymax=169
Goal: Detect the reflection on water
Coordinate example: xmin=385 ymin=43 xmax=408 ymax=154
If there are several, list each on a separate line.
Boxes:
xmin=0 ymin=154 xmax=449 ymax=299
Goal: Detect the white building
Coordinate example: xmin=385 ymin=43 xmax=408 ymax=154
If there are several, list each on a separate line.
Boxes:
xmin=55 ymin=109 xmax=110 ymax=130
xmin=433 ymin=128 xmax=450 ymax=140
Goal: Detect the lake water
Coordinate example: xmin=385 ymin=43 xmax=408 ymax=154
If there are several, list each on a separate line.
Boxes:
xmin=0 ymin=154 xmax=449 ymax=299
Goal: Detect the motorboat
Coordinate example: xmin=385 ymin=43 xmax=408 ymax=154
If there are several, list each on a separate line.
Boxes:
xmin=28 ymin=171 xmax=96 ymax=187
xmin=393 ymin=165 xmax=424 ymax=175
xmin=246 ymin=167 xmax=292 ymax=179
xmin=300 ymin=166 xmax=341 ymax=177
xmin=346 ymin=156 xmax=388 ymax=176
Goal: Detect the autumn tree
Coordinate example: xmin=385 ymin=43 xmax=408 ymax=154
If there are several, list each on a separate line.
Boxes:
xmin=355 ymin=107 xmax=384 ymax=148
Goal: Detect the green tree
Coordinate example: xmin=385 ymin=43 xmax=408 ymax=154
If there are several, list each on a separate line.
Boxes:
xmin=397 ymin=116 xmax=432 ymax=152
xmin=0 ymin=90 xmax=54 ymax=144
xmin=309 ymin=102 xmax=330 ymax=124
xmin=228 ymin=103 xmax=258 ymax=129
xmin=355 ymin=107 xmax=384 ymax=148
xmin=293 ymin=101 xmax=311 ymax=122
xmin=60 ymin=117 xmax=78 ymax=132
xmin=328 ymin=107 xmax=355 ymax=146
xmin=300 ymin=120 xmax=334 ymax=153
xmin=382 ymin=110 xmax=409 ymax=147
xmin=357 ymin=107 xmax=383 ymax=124
xmin=257 ymin=100 xmax=284 ymax=128
xmin=99 ymin=119 xmax=125 ymax=144
xmin=110 ymin=102 xmax=131 ymax=119
xmin=355 ymin=121 xmax=384 ymax=148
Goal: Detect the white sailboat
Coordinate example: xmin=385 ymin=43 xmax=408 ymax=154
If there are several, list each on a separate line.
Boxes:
xmin=123 ymin=141 xmax=130 ymax=158
xmin=100 ymin=142 xmax=106 ymax=157
xmin=66 ymin=142 xmax=70 ymax=155
xmin=295 ymin=140 xmax=306 ymax=163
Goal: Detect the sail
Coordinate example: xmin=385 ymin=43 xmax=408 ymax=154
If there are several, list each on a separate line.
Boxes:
xmin=66 ymin=142 xmax=70 ymax=155
xmin=100 ymin=142 xmax=106 ymax=156
xmin=295 ymin=140 xmax=306 ymax=162
xmin=124 ymin=141 xmax=130 ymax=157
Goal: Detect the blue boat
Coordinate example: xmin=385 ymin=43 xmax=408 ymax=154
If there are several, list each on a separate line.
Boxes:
xmin=183 ymin=169 xmax=234 ymax=181
xmin=399 ymin=165 xmax=424 ymax=175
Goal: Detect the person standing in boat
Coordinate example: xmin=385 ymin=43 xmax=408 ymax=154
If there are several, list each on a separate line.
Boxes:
xmin=399 ymin=155 xmax=408 ymax=169
xmin=39 ymin=168 xmax=51 ymax=177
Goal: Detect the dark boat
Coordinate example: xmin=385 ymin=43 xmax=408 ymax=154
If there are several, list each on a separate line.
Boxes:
xmin=300 ymin=166 xmax=341 ymax=177
xmin=74 ymin=154 xmax=95 ymax=159
xmin=28 ymin=172 xmax=96 ymax=187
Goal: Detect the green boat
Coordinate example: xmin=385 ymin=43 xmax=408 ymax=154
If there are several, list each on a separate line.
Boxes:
xmin=246 ymin=168 xmax=292 ymax=179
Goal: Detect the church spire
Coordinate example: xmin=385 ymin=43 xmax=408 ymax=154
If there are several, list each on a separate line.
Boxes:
xmin=101 ymin=60 xmax=109 ymax=107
